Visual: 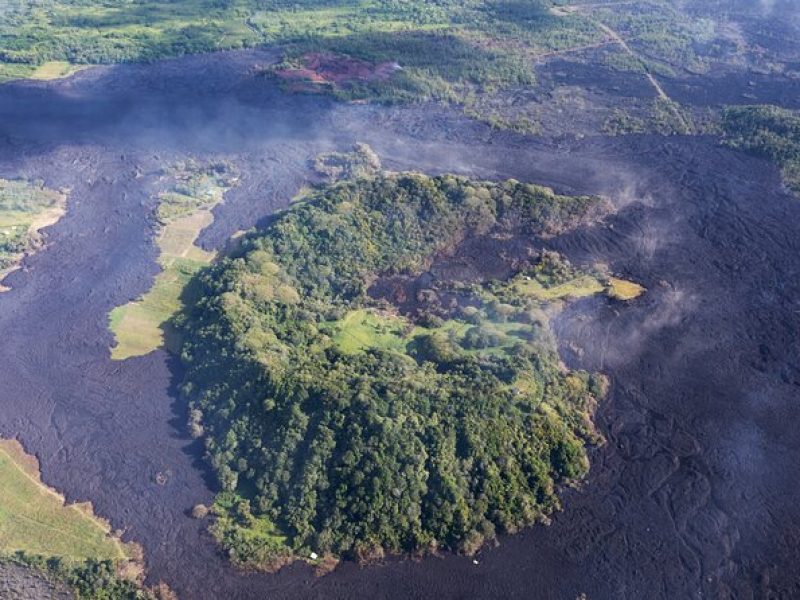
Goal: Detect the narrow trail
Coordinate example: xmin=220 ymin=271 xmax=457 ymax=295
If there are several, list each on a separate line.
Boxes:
xmin=590 ymin=18 xmax=693 ymax=131
xmin=552 ymin=2 xmax=685 ymax=124
xmin=533 ymin=40 xmax=616 ymax=60
xmin=565 ymin=1 xmax=644 ymax=10
xmin=593 ymin=21 xmax=669 ymax=100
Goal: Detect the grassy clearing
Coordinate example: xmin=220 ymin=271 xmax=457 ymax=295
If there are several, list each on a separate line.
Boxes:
xmin=209 ymin=492 xmax=295 ymax=571
xmin=28 ymin=61 xmax=91 ymax=81
xmin=0 ymin=63 xmax=36 ymax=83
xmin=513 ymin=271 xmax=645 ymax=302
xmin=0 ymin=179 xmax=67 ymax=292
xmin=510 ymin=254 xmax=645 ymax=303
xmin=328 ymin=309 xmax=409 ymax=354
xmin=110 ymin=161 xmax=237 ymax=360
xmin=327 ymin=309 xmax=483 ymax=355
xmin=325 ymin=261 xmax=647 ymax=360
xmin=513 ymin=273 xmax=604 ymax=301
xmin=0 ymin=439 xmax=132 ymax=564
xmin=607 ymin=276 xmax=645 ymax=300
xmin=328 ymin=308 xmax=540 ymax=358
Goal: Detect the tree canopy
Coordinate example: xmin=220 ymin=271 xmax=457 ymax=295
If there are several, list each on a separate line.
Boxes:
xmin=177 ymin=173 xmax=605 ymax=568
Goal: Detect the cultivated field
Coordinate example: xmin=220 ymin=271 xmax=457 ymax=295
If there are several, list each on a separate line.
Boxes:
xmin=0 ymin=439 xmax=130 ymax=563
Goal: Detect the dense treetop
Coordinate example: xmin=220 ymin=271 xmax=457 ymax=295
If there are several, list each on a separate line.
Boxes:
xmin=177 ymin=173 xmax=606 ymax=568
xmin=722 ymin=105 xmax=800 ymax=193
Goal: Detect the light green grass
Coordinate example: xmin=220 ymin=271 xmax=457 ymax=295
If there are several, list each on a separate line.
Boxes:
xmin=110 ymin=210 xmax=216 ymax=360
xmin=0 ymin=60 xmax=91 ymax=83
xmin=0 ymin=63 xmax=36 ymax=83
xmin=29 ymin=61 xmax=91 ymax=81
xmin=513 ymin=273 xmax=605 ymax=301
xmin=0 ymin=439 xmax=131 ymax=563
xmin=328 ymin=309 xmax=535 ymax=358
xmin=328 ymin=309 xmax=409 ymax=354
xmin=248 ymin=1 xmax=449 ymax=41
xmin=514 ymin=271 xmax=645 ymax=303
xmin=607 ymin=276 xmax=645 ymax=300
xmin=110 ymin=162 xmax=236 ymax=360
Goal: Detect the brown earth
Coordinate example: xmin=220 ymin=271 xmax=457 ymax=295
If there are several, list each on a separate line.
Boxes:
xmin=275 ymin=52 xmax=400 ymax=92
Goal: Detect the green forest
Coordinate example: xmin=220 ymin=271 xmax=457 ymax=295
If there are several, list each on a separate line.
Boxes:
xmin=721 ymin=105 xmax=800 ymax=194
xmin=0 ymin=0 xmax=598 ymax=100
xmin=0 ymin=0 xmax=595 ymax=66
xmin=177 ymin=173 xmax=607 ymax=568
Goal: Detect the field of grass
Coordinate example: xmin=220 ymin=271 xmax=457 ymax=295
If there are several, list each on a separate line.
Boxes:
xmin=0 ymin=63 xmax=35 ymax=83
xmin=0 ymin=59 xmax=88 ymax=83
xmin=108 ymin=216 xmax=215 ymax=359
xmin=326 ymin=263 xmax=648 ymax=359
xmin=328 ymin=309 xmax=409 ymax=354
xmin=510 ymin=255 xmax=645 ymax=303
xmin=607 ymin=276 xmax=646 ymax=300
xmin=29 ymin=61 xmax=91 ymax=80
xmin=110 ymin=161 xmax=237 ymax=360
xmin=513 ymin=272 xmax=604 ymax=301
xmin=0 ymin=439 xmax=132 ymax=564
xmin=329 ymin=307 xmax=545 ymax=358
xmin=0 ymin=179 xmax=67 ymax=291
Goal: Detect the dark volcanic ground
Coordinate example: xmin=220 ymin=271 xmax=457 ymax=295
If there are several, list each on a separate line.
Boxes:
xmin=1 ymin=50 xmax=799 ymax=599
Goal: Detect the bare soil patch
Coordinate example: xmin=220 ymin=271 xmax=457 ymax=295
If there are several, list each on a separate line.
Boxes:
xmin=275 ymin=52 xmax=399 ymax=92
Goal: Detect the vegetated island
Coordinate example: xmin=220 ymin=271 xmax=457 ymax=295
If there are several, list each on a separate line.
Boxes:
xmin=109 ymin=160 xmax=238 ymax=360
xmin=177 ymin=171 xmax=643 ymax=572
xmin=0 ymin=178 xmax=67 ymax=292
